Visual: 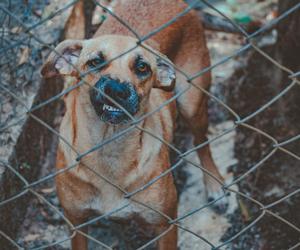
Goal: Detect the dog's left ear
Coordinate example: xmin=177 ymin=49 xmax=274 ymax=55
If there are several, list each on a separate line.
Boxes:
xmin=154 ymin=57 xmax=176 ymax=91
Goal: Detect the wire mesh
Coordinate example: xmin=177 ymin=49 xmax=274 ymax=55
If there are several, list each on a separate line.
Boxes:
xmin=0 ymin=0 xmax=299 ymax=249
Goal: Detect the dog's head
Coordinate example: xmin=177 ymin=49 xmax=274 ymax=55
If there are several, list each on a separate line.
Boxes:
xmin=41 ymin=35 xmax=175 ymax=125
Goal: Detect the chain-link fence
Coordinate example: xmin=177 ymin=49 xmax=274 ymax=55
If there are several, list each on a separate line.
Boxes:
xmin=0 ymin=0 xmax=299 ymax=249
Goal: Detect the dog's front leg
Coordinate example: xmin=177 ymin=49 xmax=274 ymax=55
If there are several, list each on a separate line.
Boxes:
xmin=156 ymin=222 xmax=178 ymax=250
xmin=156 ymin=198 xmax=178 ymax=250
xmin=65 ymin=211 xmax=89 ymax=250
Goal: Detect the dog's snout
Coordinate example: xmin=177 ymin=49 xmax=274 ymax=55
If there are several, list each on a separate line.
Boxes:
xmin=90 ymin=75 xmax=139 ymax=123
xmin=104 ymin=80 xmax=130 ymax=101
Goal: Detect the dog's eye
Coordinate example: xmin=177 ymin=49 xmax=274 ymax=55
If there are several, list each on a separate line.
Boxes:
xmin=135 ymin=61 xmax=150 ymax=75
xmin=87 ymin=54 xmax=106 ymax=70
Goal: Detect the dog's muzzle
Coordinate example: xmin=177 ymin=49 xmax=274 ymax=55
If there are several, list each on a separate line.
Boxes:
xmin=89 ymin=76 xmax=139 ymax=124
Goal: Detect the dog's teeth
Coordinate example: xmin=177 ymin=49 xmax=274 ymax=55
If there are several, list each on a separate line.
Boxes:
xmin=103 ymin=104 xmax=121 ymax=112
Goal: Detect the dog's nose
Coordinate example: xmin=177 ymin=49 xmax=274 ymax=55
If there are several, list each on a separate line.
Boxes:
xmin=104 ymin=80 xmax=130 ymax=101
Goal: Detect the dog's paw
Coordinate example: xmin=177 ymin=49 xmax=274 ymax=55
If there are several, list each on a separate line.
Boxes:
xmin=207 ymin=188 xmax=229 ymax=214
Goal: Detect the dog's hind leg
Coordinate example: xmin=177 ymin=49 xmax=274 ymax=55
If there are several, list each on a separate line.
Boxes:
xmin=177 ymin=90 xmax=228 ymax=214
xmin=173 ymin=17 xmax=228 ymax=213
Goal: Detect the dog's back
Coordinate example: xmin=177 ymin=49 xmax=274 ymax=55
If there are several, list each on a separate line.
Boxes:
xmin=95 ymin=0 xmax=204 ymax=55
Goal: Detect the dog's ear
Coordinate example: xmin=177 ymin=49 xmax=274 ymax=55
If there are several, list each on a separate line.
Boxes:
xmin=41 ymin=40 xmax=83 ymax=78
xmin=154 ymin=56 xmax=176 ymax=91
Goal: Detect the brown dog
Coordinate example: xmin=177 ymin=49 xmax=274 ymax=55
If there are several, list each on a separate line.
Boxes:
xmin=41 ymin=0 xmax=228 ymax=249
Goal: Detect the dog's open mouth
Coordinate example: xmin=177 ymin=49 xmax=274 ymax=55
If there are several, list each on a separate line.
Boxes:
xmin=90 ymin=79 xmax=139 ymax=125
xmin=96 ymin=100 xmax=137 ymax=125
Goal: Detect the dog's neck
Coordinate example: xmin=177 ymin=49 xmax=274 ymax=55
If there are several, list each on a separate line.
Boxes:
xmin=75 ymin=100 xmax=143 ymax=159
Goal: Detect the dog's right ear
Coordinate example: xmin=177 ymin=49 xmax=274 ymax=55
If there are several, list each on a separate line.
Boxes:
xmin=41 ymin=40 xmax=83 ymax=78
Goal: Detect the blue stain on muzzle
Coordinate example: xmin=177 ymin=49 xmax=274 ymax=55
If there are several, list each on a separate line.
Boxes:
xmin=89 ymin=75 xmax=139 ymax=124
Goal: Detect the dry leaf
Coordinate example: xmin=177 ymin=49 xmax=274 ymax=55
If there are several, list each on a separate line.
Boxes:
xmin=24 ymin=233 xmax=40 ymax=242
xmin=40 ymin=187 xmax=55 ymax=194
xmin=239 ymin=199 xmax=251 ymax=222
xmin=11 ymin=26 xmax=21 ymax=33
xmin=18 ymin=47 xmax=30 ymax=65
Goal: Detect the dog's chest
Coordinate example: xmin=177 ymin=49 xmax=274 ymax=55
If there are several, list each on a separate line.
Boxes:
xmin=80 ymin=189 xmax=160 ymax=223
xmin=65 ymin=148 xmax=163 ymax=224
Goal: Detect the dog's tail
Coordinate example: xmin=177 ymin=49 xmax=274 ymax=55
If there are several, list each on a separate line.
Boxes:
xmin=63 ymin=0 xmax=95 ymax=40
xmin=198 ymin=11 xmax=261 ymax=34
